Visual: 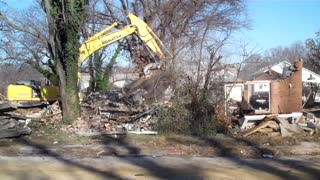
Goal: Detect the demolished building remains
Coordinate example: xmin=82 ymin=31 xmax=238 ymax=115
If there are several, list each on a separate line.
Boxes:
xmin=225 ymin=60 xmax=320 ymax=136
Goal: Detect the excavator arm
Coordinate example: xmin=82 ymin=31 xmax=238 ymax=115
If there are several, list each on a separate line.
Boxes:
xmin=78 ymin=13 xmax=165 ymax=66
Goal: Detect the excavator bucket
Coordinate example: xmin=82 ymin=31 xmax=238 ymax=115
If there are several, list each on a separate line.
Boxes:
xmin=127 ymin=14 xmax=165 ymax=59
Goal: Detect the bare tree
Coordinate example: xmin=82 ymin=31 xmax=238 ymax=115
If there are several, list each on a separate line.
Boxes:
xmin=96 ymin=0 xmax=248 ymax=72
xmin=1 ymin=1 xmax=89 ymax=123
xmin=305 ymin=31 xmax=320 ymax=71
xmin=0 ymin=3 xmax=58 ymax=85
xmin=39 ymin=0 xmax=89 ymax=123
xmin=264 ymin=42 xmax=306 ymax=64
xmin=238 ymin=41 xmax=306 ymax=80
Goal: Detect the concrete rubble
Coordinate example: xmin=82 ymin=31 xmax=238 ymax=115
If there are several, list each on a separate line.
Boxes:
xmin=0 ymin=102 xmax=31 ymax=138
xmin=0 ymin=93 xmax=5 ymax=101
xmin=64 ymin=89 xmax=162 ymax=135
xmin=0 ymin=79 xmax=171 ymax=137
xmin=0 ymin=69 xmax=174 ymax=138
xmin=0 ymin=98 xmax=65 ymax=139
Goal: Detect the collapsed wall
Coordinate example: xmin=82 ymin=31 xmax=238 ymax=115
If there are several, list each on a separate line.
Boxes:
xmin=226 ymin=60 xmax=303 ymax=115
xmin=270 ymin=60 xmax=302 ymax=113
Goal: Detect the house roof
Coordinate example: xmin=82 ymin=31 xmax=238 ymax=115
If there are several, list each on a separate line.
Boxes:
xmin=252 ymin=61 xmax=320 ymax=83
xmin=263 ymin=61 xmax=292 ymax=74
xmin=253 ymin=70 xmax=282 ymax=80
xmin=252 ymin=61 xmax=291 ymax=76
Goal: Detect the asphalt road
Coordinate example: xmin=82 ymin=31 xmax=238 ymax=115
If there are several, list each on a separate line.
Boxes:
xmin=0 ymin=155 xmax=319 ymax=180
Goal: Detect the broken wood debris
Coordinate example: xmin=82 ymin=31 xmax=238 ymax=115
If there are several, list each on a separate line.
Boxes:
xmin=0 ymin=102 xmax=31 ymax=139
xmin=0 ymin=102 xmax=17 ymax=112
xmin=235 ymin=111 xmax=320 ymax=137
xmin=65 ymin=90 xmax=161 ymax=135
xmin=242 ymin=120 xmax=279 ymax=137
xmin=0 ymin=93 xmax=5 ymax=101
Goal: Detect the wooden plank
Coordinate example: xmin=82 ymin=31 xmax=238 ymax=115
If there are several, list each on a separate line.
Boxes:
xmin=242 ymin=120 xmax=279 ymax=137
xmin=0 ymin=103 xmax=17 ymax=113
xmin=3 ymin=113 xmax=28 ymax=120
xmin=0 ymin=116 xmax=10 ymax=121
xmin=0 ymin=127 xmax=31 ymax=139
xmin=258 ymin=128 xmax=274 ymax=134
xmin=240 ymin=115 xmax=266 ymax=129
xmin=0 ymin=120 xmax=16 ymax=131
xmin=303 ymin=108 xmax=320 ymax=112
xmin=127 ymin=131 xmax=158 ymax=135
xmin=267 ymin=132 xmax=281 ymax=137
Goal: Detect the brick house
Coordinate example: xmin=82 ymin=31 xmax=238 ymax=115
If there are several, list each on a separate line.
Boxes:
xmin=225 ymin=60 xmax=304 ymax=115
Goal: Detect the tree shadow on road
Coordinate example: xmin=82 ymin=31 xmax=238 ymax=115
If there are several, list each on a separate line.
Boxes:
xmin=8 ymin=131 xmax=320 ymax=180
xmin=17 ymin=137 xmax=124 ymax=180
xmin=168 ymin=135 xmax=320 ymax=180
xmin=16 ymin=135 xmax=204 ymax=180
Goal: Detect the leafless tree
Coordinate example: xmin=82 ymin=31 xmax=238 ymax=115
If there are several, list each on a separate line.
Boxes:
xmin=264 ymin=42 xmax=306 ymax=64
xmin=95 ymin=0 xmax=248 ymax=71
xmin=1 ymin=0 xmax=89 ymax=123
xmin=0 ymin=3 xmax=58 ymax=84
xmin=238 ymin=41 xmax=306 ymax=80
xmin=305 ymin=31 xmax=320 ymax=71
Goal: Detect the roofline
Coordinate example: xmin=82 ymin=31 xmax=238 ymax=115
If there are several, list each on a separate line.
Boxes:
xmin=302 ymin=67 xmax=320 ymax=76
xmin=262 ymin=61 xmax=292 ymax=73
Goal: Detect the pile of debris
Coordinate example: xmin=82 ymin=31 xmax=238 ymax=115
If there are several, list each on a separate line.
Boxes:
xmin=0 ymin=93 xmax=5 ymax=101
xmin=0 ymin=102 xmax=31 ymax=139
xmin=67 ymin=90 xmax=160 ymax=134
xmin=236 ymin=112 xmax=320 ymax=137
xmin=41 ymin=101 xmax=62 ymax=123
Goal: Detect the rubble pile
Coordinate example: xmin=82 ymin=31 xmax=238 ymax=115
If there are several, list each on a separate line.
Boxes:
xmin=43 ymin=101 xmax=63 ymax=122
xmin=299 ymin=111 xmax=320 ymax=135
xmin=236 ymin=112 xmax=320 ymax=137
xmin=0 ymin=102 xmax=31 ymax=139
xmin=67 ymin=90 xmax=159 ymax=134
xmin=0 ymin=93 xmax=5 ymax=101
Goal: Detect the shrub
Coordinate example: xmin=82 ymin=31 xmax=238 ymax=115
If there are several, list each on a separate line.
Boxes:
xmin=156 ymin=98 xmax=192 ymax=135
xmin=156 ymin=87 xmax=221 ymax=137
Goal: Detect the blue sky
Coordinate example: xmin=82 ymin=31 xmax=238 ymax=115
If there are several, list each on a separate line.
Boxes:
xmin=4 ymin=0 xmax=32 ymax=9
xmin=4 ymin=0 xmax=320 ymax=51
xmin=241 ymin=0 xmax=320 ymax=50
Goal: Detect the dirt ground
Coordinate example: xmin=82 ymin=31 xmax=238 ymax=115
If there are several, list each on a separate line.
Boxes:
xmin=1 ymin=126 xmax=320 ymax=179
xmin=1 ymin=127 xmax=320 ymax=158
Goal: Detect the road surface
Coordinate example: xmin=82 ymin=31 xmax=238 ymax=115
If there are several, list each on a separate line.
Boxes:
xmin=0 ymin=155 xmax=319 ymax=180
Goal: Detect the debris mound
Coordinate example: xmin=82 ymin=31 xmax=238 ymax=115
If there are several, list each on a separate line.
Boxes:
xmin=0 ymin=102 xmax=31 ymax=138
xmin=68 ymin=90 xmax=160 ymax=135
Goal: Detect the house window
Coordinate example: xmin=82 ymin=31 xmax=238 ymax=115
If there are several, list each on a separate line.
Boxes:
xmin=259 ymin=84 xmax=263 ymax=90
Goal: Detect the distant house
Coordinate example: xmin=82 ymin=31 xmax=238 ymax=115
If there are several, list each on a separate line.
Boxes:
xmin=249 ymin=60 xmax=320 ymax=106
xmin=0 ymin=64 xmax=47 ymax=95
xmin=251 ymin=61 xmax=320 ymax=83
xmin=79 ymin=67 xmax=139 ymax=92
xmin=225 ymin=61 xmax=304 ymax=116
xmin=177 ymin=61 xmax=242 ymax=83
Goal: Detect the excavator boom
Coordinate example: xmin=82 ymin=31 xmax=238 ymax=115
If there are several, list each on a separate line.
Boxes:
xmin=79 ymin=13 xmax=165 ymax=66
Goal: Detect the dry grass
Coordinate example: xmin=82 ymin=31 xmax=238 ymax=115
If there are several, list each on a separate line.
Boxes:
xmin=2 ymin=123 xmax=320 ymax=158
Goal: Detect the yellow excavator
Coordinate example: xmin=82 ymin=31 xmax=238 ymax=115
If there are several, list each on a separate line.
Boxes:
xmin=7 ymin=13 xmax=166 ymax=102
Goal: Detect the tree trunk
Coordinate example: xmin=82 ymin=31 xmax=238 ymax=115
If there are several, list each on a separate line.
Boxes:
xmin=63 ymin=29 xmax=81 ymax=123
xmin=41 ymin=0 xmax=88 ymax=123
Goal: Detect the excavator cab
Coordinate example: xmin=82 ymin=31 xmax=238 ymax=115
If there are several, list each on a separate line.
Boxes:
xmin=7 ymin=80 xmax=60 ymax=102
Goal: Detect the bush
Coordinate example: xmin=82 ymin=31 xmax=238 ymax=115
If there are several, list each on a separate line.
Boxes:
xmin=156 ymin=99 xmax=192 ymax=135
xmin=188 ymin=98 xmax=217 ymax=137
xmin=156 ymin=89 xmax=220 ymax=137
